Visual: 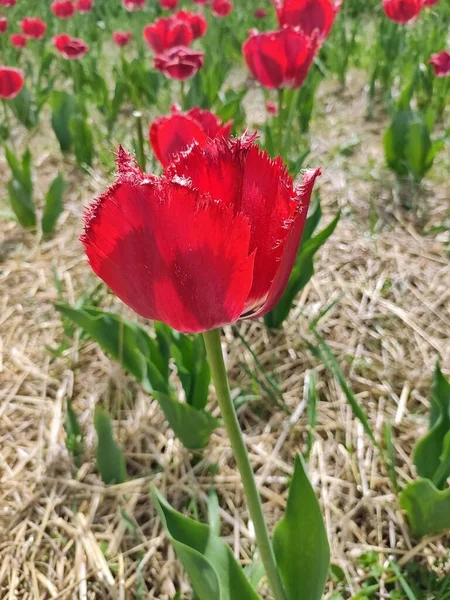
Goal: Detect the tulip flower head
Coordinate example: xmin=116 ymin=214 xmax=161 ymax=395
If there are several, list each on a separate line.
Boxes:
xmin=11 ymin=33 xmax=27 ymax=47
xmin=243 ymin=27 xmax=318 ymax=89
xmin=382 ymin=0 xmax=423 ymax=23
xmin=20 ymin=17 xmax=47 ymax=39
xmin=53 ymin=33 xmax=88 ymax=59
xmin=254 ymin=8 xmax=268 ymax=18
xmin=266 ymin=100 xmax=278 ymax=115
xmin=144 ymin=15 xmax=193 ymax=53
xmin=154 ymin=46 xmax=204 ymax=80
xmin=423 ymin=0 xmax=438 ymax=5
xmin=274 ymin=0 xmax=341 ymax=40
xmin=51 ymin=0 xmax=76 ymax=18
xmin=159 ymin=0 xmax=178 ymax=8
xmin=113 ymin=31 xmax=132 ymax=46
xmin=0 ymin=17 xmax=7 ymax=33
xmin=82 ymin=136 xmax=320 ymax=334
xmin=429 ymin=51 xmax=450 ymax=77
xmin=212 ymin=0 xmax=233 ymax=17
xmin=76 ymin=0 xmax=94 ymax=12
xmin=150 ymin=106 xmax=233 ymax=166
xmin=175 ymin=10 xmax=207 ymax=39
xmin=122 ymin=0 xmax=146 ymax=10
xmin=0 ymin=66 xmax=24 ymax=98
xmin=0 ymin=0 xmax=16 ymax=6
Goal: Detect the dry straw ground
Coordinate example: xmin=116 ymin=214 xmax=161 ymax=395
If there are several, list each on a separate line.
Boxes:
xmin=1 ymin=72 xmax=449 ymax=599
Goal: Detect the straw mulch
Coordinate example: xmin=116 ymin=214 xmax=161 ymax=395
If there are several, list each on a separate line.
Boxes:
xmin=1 ymin=72 xmax=449 ymax=599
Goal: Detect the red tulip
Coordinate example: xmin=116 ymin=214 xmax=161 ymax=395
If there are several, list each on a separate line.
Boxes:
xmin=243 ymin=27 xmax=318 ymax=90
xmin=51 ymin=1 xmax=76 ymax=18
xmin=53 ymin=33 xmax=88 ymax=59
xmin=154 ymin=46 xmax=204 ymax=80
xmin=382 ymin=0 xmax=423 ymax=23
xmin=423 ymin=0 xmax=438 ymax=5
xmin=11 ymin=33 xmax=27 ymax=47
xmin=274 ymin=0 xmax=341 ymax=40
xmin=82 ymin=137 xmax=320 ymax=334
xmin=175 ymin=10 xmax=207 ymax=39
xmin=150 ymin=106 xmax=233 ymax=166
xmin=76 ymin=0 xmax=94 ymax=12
xmin=20 ymin=17 xmax=47 ymax=39
xmin=0 ymin=17 xmax=7 ymax=33
xmin=144 ymin=16 xmax=193 ymax=53
xmin=113 ymin=31 xmax=132 ymax=46
xmin=0 ymin=0 xmax=16 ymax=6
xmin=0 ymin=66 xmax=24 ymax=99
xmin=193 ymin=0 xmax=208 ymax=3
xmin=254 ymin=8 xmax=268 ymax=18
xmin=212 ymin=0 xmax=233 ymax=17
xmin=159 ymin=0 xmax=178 ymax=8
xmin=122 ymin=0 xmax=146 ymax=10
xmin=429 ymin=51 xmax=450 ymax=77
xmin=266 ymin=100 xmax=278 ymax=115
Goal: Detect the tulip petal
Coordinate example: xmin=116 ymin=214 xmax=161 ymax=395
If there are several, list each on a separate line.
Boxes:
xmin=150 ymin=114 xmax=208 ymax=166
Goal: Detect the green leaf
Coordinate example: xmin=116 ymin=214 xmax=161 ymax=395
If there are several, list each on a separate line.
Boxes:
xmin=51 ymin=91 xmax=76 ymax=152
xmin=152 ymin=489 xmax=261 ymax=600
xmin=65 ymin=398 xmax=84 ymax=467
xmin=413 ymin=364 xmax=450 ymax=489
xmin=42 ymin=173 xmax=66 ymax=235
xmin=308 ymin=330 xmax=378 ymax=448
xmin=70 ymin=114 xmax=94 ymax=167
xmin=399 ymin=478 xmax=450 ymax=538
xmin=265 ymin=210 xmax=340 ymax=328
xmin=9 ymin=88 xmax=38 ymax=129
xmin=56 ymin=305 xmax=218 ymax=449
xmin=273 ymin=455 xmax=330 ymax=600
xmin=170 ymin=333 xmax=211 ymax=410
xmin=7 ymin=179 xmax=36 ymax=229
xmin=5 ymin=147 xmax=33 ymax=193
xmin=94 ymin=406 xmax=127 ymax=484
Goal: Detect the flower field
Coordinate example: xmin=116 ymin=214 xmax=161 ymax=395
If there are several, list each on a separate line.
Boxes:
xmin=0 ymin=0 xmax=449 ymax=599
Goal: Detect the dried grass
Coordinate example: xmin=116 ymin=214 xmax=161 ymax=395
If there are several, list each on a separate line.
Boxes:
xmin=1 ymin=71 xmax=449 ymax=599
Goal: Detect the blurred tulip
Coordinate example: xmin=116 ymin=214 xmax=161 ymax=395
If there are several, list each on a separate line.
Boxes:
xmin=82 ymin=138 xmax=320 ymax=333
xmin=51 ymin=1 xmax=76 ymax=18
xmin=0 ymin=17 xmax=7 ymax=33
xmin=122 ymin=0 xmax=146 ymax=10
xmin=113 ymin=31 xmax=132 ymax=46
xmin=20 ymin=17 xmax=47 ymax=39
xmin=266 ymin=100 xmax=278 ymax=115
xmin=0 ymin=66 xmax=24 ymax=98
xmin=423 ymin=0 xmax=438 ymax=5
xmin=160 ymin=0 xmax=178 ymax=8
xmin=243 ymin=27 xmax=318 ymax=89
xmin=0 ymin=0 xmax=16 ymax=6
xmin=53 ymin=33 xmax=88 ymax=59
xmin=382 ymin=0 xmax=423 ymax=23
xmin=76 ymin=0 xmax=94 ymax=12
xmin=176 ymin=10 xmax=207 ymax=39
xmin=254 ymin=8 xmax=268 ymax=18
xmin=429 ymin=51 xmax=450 ymax=77
xmin=212 ymin=0 xmax=233 ymax=16
xmin=154 ymin=46 xmax=204 ymax=80
xmin=11 ymin=33 xmax=27 ymax=47
xmin=144 ymin=16 xmax=193 ymax=53
xmin=150 ymin=106 xmax=232 ymax=166
xmin=274 ymin=0 xmax=341 ymax=40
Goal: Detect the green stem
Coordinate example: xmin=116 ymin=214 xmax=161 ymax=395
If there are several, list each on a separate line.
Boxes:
xmin=180 ymin=80 xmax=187 ymax=110
xmin=202 ymin=329 xmax=287 ymax=600
xmin=2 ymin=100 xmax=15 ymax=150
xmin=277 ymin=88 xmax=284 ymax=157
xmin=133 ymin=110 xmax=146 ymax=171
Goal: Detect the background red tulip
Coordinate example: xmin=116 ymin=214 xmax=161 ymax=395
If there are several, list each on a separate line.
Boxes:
xmin=53 ymin=33 xmax=88 ymax=59
xmin=243 ymin=27 xmax=319 ymax=89
xmin=274 ymin=0 xmax=341 ymax=40
xmin=82 ymin=138 xmax=319 ymax=333
xmin=150 ymin=107 xmax=232 ymax=166
xmin=175 ymin=10 xmax=207 ymax=39
xmin=254 ymin=8 xmax=268 ymax=18
xmin=11 ymin=33 xmax=27 ymax=48
xmin=423 ymin=0 xmax=438 ymax=5
xmin=113 ymin=31 xmax=132 ymax=46
xmin=144 ymin=16 xmax=193 ymax=53
xmin=51 ymin=1 xmax=76 ymax=19
xmin=154 ymin=46 xmax=204 ymax=80
xmin=266 ymin=100 xmax=278 ymax=115
xmin=160 ymin=0 xmax=178 ymax=8
xmin=122 ymin=0 xmax=146 ymax=10
xmin=429 ymin=50 xmax=450 ymax=77
xmin=0 ymin=66 xmax=24 ymax=98
xmin=382 ymin=0 xmax=423 ymax=23
xmin=212 ymin=0 xmax=233 ymax=17
xmin=0 ymin=0 xmax=16 ymax=6
xmin=76 ymin=0 xmax=94 ymax=12
xmin=20 ymin=17 xmax=47 ymax=40
xmin=0 ymin=17 xmax=7 ymax=33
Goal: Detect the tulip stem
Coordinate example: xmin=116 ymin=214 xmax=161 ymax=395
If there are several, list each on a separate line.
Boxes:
xmin=277 ymin=88 xmax=285 ymax=156
xmin=203 ymin=329 xmax=288 ymax=600
xmin=133 ymin=110 xmax=146 ymax=172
